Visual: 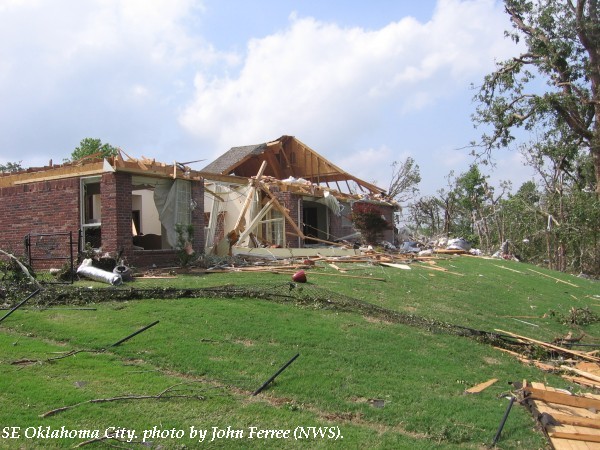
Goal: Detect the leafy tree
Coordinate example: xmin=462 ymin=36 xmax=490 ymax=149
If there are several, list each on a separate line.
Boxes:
xmin=473 ymin=0 xmax=600 ymax=195
xmin=70 ymin=138 xmax=119 ymax=161
xmin=387 ymin=157 xmax=421 ymax=203
xmin=0 ymin=161 xmax=23 ymax=173
xmin=351 ymin=203 xmax=392 ymax=245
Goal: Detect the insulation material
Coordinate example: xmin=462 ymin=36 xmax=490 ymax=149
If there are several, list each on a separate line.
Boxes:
xmin=77 ymin=259 xmax=122 ymax=285
xmin=154 ymin=179 xmax=192 ymax=248
xmin=316 ymin=191 xmax=341 ymax=216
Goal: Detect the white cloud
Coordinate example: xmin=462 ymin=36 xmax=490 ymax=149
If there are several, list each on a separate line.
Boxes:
xmin=180 ymin=0 xmax=515 ymax=173
xmin=0 ymin=0 xmax=233 ymax=162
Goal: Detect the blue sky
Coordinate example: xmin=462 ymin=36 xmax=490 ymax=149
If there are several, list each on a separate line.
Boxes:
xmin=0 ymin=0 xmax=533 ymax=196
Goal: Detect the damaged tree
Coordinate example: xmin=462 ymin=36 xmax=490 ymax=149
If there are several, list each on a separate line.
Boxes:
xmin=473 ymin=0 xmax=600 ymax=195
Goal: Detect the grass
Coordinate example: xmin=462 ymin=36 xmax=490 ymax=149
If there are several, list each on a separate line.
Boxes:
xmin=1 ymin=255 xmax=599 ymax=449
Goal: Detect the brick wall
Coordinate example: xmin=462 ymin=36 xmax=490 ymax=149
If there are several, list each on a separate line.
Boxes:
xmin=0 ymin=178 xmax=80 ymax=262
xmin=101 ymin=172 xmax=133 ymax=262
xmin=0 ymin=173 xmax=206 ymax=271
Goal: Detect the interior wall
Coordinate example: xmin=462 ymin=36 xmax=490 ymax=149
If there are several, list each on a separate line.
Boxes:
xmin=132 ymin=189 xmax=161 ymax=235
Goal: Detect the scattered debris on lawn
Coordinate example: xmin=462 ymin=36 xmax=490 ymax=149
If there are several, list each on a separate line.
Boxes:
xmin=40 ymin=381 xmax=206 ymax=418
xmin=77 ymin=258 xmax=123 ymax=286
xmin=493 ymin=329 xmax=600 ymax=390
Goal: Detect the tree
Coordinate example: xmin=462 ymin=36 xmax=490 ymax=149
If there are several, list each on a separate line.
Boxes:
xmin=351 ymin=203 xmax=392 ymax=245
xmin=70 ymin=138 xmax=119 ymax=161
xmin=387 ymin=157 xmax=421 ymax=203
xmin=473 ymin=0 xmax=600 ymax=195
xmin=0 ymin=161 xmax=22 ymax=173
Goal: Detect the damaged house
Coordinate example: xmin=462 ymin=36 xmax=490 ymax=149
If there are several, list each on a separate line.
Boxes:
xmin=0 ymin=136 xmax=395 ymax=269
xmin=200 ymin=136 xmax=397 ymax=258
xmin=0 ymin=154 xmax=204 ymax=269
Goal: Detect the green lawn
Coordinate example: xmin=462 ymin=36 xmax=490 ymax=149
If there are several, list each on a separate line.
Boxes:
xmin=1 ymin=255 xmax=598 ymax=449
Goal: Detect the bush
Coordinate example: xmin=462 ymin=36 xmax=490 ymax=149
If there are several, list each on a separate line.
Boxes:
xmin=351 ymin=203 xmax=391 ymax=245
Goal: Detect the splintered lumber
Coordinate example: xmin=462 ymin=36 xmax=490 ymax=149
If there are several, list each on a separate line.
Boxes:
xmin=380 ymin=262 xmax=411 ymax=270
xmin=560 ymin=365 xmax=600 ymax=383
xmin=328 ymin=263 xmax=347 ymax=273
xmin=495 ymin=329 xmax=600 ymax=363
xmin=464 ymin=378 xmax=498 ymax=394
xmin=561 ymin=375 xmax=600 ymax=389
xmin=493 ymin=347 xmax=556 ymax=370
xmin=232 ymin=161 xmax=267 ymax=233
xmin=416 ymin=263 xmax=464 ymax=276
xmin=527 ymin=268 xmax=579 ymax=288
xmin=493 ymin=264 xmax=523 ymax=274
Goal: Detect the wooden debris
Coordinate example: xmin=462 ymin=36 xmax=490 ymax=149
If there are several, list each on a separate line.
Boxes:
xmin=562 ymin=375 xmax=600 ymax=389
xmin=523 ymin=381 xmax=600 ymax=450
xmin=380 ymin=262 xmax=411 ymax=270
xmin=495 ymin=329 xmax=600 ymax=363
xmin=527 ymin=268 xmax=580 ymax=288
xmin=464 ymin=378 xmax=498 ymax=394
xmin=328 ymin=263 xmax=348 ymax=273
xmin=560 ymin=365 xmax=600 ymax=383
xmin=493 ymin=264 xmax=524 ymax=274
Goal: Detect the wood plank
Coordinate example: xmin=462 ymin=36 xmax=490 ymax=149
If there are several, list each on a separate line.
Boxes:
xmin=235 ymin=199 xmax=275 ymax=245
xmin=464 ymin=378 xmax=498 ymax=394
xmin=551 ymin=413 xmax=600 ymax=430
xmin=525 ymin=386 xmax=600 ymax=410
xmin=561 ymin=365 xmax=600 ymax=383
xmin=233 ymin=161 xmax=267 ymax=233
xmin=380 ymin=262 xmax=411 ymax=270
xmin=527 ymin=268 xmax=580 ymax=288
xmin=328 ymin=263 xmax=347 ymax=273
xmin=562 ymin=375 xmax=600 ymax=389
xmin=550 ymin=432 xmax=600 ymax=444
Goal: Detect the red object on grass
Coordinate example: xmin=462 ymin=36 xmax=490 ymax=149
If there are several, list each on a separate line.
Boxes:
xmin=292 ymin=270 xmax=307 ymax=283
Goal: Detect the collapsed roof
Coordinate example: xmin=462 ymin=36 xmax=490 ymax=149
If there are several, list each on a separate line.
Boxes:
xmin=201 ymin=135 xmax=388 ymax=197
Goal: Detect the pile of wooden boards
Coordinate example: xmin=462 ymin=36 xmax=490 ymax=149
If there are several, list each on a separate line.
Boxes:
xmin=522 ymin=381 xmax=600 ymax=449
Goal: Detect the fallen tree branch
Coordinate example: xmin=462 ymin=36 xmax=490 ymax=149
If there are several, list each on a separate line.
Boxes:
xmin=40 ymin=382 xmax=205 ymax=418
xmin=0 ymin=249 xmax=41 ymax=288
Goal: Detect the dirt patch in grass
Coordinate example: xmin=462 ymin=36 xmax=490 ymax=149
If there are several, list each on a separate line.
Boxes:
xmin=363 ymin=316 xmax=394 ymax=325
xmin=232 ymin=338 xmax=255 ymax=346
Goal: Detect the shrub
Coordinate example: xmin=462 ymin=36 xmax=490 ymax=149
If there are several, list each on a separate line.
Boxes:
xmin=351 ymin=203 xmax=391 ymax=245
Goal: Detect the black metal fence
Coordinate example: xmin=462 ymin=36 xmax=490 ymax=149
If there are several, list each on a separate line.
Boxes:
xmin=25 ymin=231 xmax=75 ymax=284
